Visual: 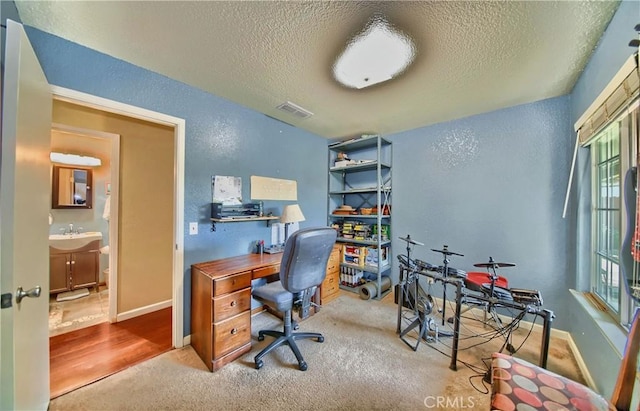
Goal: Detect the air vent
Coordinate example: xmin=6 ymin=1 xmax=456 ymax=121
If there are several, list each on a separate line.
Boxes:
xmin=276 ymin=101 xmax=314 ymax=119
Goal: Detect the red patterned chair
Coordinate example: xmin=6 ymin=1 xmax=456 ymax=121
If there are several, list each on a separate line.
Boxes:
xmin=490 ymin=308 xmax=639 ymax=410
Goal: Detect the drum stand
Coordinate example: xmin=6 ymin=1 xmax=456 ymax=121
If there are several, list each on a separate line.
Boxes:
xmin=431 ymin=245 xmax=463 ymax=326
xmin=396 ymin=235 xmax=440 ymax=351
xmin=398 ymin=264 xmax=445 ymax=351
xmin=482 ymin=262 xmax=516 ymax=353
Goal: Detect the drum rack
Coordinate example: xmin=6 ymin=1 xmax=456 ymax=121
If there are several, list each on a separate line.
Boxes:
xmin=396 ymin=262 xmax=555 ymax=371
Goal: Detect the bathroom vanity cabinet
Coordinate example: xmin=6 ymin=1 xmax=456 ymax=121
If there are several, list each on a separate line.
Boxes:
xmin=50 ymin=239 xmax=100 ymax=294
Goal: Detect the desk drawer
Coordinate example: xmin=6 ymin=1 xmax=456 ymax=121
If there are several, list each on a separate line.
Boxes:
xmin=213 ymin=288 xmax=251 ymax=322
xmin=253 ymin=264 xmax=280 ymax=279
xmin=213 ymin=271 xmax=251 ymax=296
xmin=213 ymin=311 xmax=251 ymax=358
xmin=322 ymin=276 xmax=339 ymax=296
xmin=326 ymin=258 xmax=339 ymax=273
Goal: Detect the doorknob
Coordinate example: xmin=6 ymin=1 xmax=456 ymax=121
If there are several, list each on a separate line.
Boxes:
xmin=16 ymin=286 xmax=41 ymax=304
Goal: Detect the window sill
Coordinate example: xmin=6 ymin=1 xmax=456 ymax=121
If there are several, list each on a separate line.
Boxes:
xmin=569 ymin=289 xmax=627 ymax=359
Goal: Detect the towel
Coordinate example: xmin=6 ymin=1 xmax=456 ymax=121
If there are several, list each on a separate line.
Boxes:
xmin=103 ymin=197 xmax=110 ymax=221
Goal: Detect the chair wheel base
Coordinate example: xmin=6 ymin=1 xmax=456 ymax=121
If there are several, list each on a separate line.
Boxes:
xmin=299 ymin=361 xmax=307 ymax=371
xmin=317 ymin=336 xmax=324 ymax=343
xmin=255 ymin=360 xmax=264 ymax=369
xmin=258 ymin=335 xmax=265 ymax=341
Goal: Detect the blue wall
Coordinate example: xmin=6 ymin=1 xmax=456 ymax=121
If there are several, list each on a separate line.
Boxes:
xmin=24 ymin=28 xmax=328 ymax=336
xmin=388 ymin=96 xmax=574 ymax=329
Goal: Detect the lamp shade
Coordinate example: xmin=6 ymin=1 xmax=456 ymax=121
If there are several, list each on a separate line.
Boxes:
xmin=280 ymin=204 xmax=305 ymax=224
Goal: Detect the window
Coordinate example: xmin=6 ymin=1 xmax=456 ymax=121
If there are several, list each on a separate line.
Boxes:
xmin=577 ymin=55 xmax=640 ymax=327
xmin=590 ymin=108 xmax=639 ymax=322
xmin=592 ymin=120 xmax=622 ymax=311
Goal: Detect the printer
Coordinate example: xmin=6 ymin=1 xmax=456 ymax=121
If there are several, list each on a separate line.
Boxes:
xmin=211 ymin=202 xmax=262 ymax=219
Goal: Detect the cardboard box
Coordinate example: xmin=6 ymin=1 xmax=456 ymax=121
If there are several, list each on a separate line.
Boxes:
xmin=343 ymin=245 xmax=366 ymax=266
xmin=340 ymin=266 xmax=364 ymax=287
xmin=366 ymin=246 xmax=389 ymax=267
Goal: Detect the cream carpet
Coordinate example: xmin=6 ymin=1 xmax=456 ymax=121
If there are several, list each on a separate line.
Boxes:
xmin=49 ymin=292 xmax=584 ymax=410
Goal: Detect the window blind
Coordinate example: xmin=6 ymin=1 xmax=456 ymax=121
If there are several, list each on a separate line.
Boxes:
xmin=563 ymin=53 xmax=639 ymax=218
xmin=575 ymin=54 xmax=639 ymax=146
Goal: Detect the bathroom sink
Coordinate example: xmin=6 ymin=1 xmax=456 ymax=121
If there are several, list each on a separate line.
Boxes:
xmin=49 ymin=231 xmax=102 ymax=250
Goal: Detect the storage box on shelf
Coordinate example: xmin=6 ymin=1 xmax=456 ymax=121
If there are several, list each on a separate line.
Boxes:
xmin=327 ymin=134 xmax=392 ymax=300
xmin=342 ymin=245 xmax=366 ymax=267
xmin=340 ymin=265 xmax=365 ymax=289
xmin=373 ymin=224 xmax=390 ymax=241
xmin=366 ymin=245 xmax=389 ymax=267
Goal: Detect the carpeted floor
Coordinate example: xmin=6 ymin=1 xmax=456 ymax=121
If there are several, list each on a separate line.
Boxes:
xmin=49 ymin=291 xmax=584 ymax=410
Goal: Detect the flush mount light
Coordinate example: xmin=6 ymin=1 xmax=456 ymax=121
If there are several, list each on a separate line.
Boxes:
xmin=50 ymin=152 xmax=102 ymax=167
xmin=333 ymin=17 xmax=416 ymax=89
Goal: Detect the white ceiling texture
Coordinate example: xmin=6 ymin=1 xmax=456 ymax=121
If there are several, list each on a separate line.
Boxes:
xmin=16 ymin=1 xmax=620 ymax=139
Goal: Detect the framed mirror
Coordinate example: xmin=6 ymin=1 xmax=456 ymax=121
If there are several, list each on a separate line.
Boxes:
xmin=52 ymin=165 xmax=93 ymax=209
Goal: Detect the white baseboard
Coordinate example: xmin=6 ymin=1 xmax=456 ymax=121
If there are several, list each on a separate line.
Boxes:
xmin=183 ymin=335 xmax=191 ymax=346
xmin=565 ymin=332 xmax=597 ymax=390
xmin=116 ymin=299 xmax=172 ymax=322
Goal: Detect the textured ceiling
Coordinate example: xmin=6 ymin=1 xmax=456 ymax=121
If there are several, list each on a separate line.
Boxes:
xmin=16 ymin=1 xmax=620 ymax=139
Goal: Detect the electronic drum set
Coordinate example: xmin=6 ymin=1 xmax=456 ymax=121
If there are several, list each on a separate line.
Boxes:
xmin=395 ymin=234 xmax=554 ymax=371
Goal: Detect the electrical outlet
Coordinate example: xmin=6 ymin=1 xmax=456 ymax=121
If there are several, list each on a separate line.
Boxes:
xmin=189 ymin=222 xmax=198 ymax=235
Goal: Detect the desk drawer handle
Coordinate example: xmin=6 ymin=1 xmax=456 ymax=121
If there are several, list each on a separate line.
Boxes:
xmin=230 ymin=328 xmax=238 ymax=335
xmin=230 ymin=300 xmax=237 ymax=307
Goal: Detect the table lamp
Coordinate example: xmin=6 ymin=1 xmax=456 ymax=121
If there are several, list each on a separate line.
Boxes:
xmin=280 ymin=204 xmax=305 ymax=242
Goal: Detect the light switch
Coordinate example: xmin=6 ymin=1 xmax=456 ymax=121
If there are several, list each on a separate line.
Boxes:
xmin=189 ymin=222 xmax=198 ymax=235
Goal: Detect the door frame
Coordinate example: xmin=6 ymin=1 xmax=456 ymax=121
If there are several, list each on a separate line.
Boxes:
xmin=51 ymin=85 xmax=186 ymax=348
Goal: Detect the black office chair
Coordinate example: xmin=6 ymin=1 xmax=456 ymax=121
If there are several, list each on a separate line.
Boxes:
xmin=252 ymin=227 xmax=337 ymax=371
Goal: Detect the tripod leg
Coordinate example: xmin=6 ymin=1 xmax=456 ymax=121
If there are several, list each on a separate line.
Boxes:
xmin=396 ymin=267 xmax=405 ymax=334
xmin=483 ymin=305 xmax=488 ymax=327
xmin=441 ymin=283 xmax=447 ymax=326
xmin=447 ymin=303 xmax=473 ymax=324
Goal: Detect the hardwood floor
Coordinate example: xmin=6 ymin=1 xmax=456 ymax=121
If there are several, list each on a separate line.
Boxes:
xmin=50 ymin=307 xmax=173 ymax=399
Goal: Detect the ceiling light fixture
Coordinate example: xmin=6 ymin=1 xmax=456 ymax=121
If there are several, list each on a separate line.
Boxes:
xmin=333 ymin=16 xmax=416 ymax=89
xmin=50 ymin=152 xmax=102 ymax=167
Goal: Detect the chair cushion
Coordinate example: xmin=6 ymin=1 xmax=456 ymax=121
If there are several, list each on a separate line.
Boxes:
xmin=252 ymin=281 xmax=293 ymax=312
xmin=490 ymin=352 xmax=615 ymax=411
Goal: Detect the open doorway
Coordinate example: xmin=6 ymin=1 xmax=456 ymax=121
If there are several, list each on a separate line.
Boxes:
xmin=48 ymin=87 xmax=185 ymax=397
xmin=48 ymin=124 xmax=118 ymax=337
xmin=50 ymin=86 xmax=185 ymax=347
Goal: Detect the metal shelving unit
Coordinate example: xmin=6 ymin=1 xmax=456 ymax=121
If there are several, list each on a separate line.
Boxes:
xmin=327 ymin=134 xmax=392 ymax=300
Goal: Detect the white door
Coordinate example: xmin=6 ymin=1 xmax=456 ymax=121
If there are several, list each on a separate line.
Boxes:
xmin=0 ymin=20 xmax=52 ymax=410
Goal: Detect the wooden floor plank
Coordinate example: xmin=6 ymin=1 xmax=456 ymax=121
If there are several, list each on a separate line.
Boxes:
xmin=50 ymin=307 xmax=173 ymax=399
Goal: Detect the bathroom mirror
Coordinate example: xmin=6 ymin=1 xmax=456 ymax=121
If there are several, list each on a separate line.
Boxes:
xmin=52 ymin=165 xmax=93 ymax=209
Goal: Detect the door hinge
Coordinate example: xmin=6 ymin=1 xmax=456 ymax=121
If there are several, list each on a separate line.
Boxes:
xmin=1 ymin=292 xmax=12 ymax=309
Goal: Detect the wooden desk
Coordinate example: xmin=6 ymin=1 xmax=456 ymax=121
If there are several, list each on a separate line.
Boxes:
xmin=191 ymin=253 xmax=282 ymax=372
xmin=191 ymin=246 xmax=342 ymax=372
